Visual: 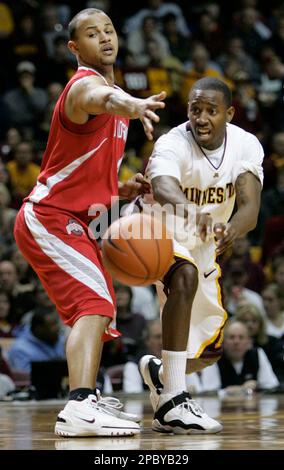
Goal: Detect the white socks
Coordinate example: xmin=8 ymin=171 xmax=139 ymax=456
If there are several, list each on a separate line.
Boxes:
xmin=161 ymin=350 xmax=187 ymax=396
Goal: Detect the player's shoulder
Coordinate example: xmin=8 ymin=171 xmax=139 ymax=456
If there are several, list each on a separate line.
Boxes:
xmin=156 ymin=122 xmax=189 ymax=146
xmin=227 ymin=123 xmax=262 ymax=147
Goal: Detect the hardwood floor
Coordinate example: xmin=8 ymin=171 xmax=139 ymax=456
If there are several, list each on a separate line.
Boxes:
xmin=0 ymin=393 xmax=283 ymax=450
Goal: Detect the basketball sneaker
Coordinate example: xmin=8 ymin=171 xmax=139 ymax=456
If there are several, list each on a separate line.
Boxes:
xmin=95 ymin=389 xmax=141 ymax=423
xmin=55 ymin=394 xmax=140 ymax=437
xmin=139 ymin=354 xmax=222 ymax=434
xmin=139 ymin=355 xmax=163 ymax=410
xmin=153 ymin=391 xmax=223 ymax=434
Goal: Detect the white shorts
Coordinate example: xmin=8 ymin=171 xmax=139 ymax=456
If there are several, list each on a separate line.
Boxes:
xmin=157 ymin=239 xmax=227 ymax=360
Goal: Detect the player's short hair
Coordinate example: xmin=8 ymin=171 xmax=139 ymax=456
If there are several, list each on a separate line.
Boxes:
xmin=68 ymin=8 xmax=105 ymax=40
xmin=190 ymin=77 xmax=232 ymax=107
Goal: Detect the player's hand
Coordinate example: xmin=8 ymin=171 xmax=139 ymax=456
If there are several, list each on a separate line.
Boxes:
xmin=214 ymin=222 xmax=238 ymax=255
xmin=196 ymin=213 xmax=212 ymax=242
xmin=118 ymin=173 xmax=151 ymax=200
xmin=139 ymin=91 xmax=167 ymax=140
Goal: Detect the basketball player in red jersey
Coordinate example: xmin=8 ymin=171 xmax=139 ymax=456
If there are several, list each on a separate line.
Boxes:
xmin=14 ymin=8 xmax=166 ymax=437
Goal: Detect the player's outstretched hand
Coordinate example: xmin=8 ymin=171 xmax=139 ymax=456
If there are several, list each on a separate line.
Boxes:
xmin=214 ymin=223 xmax=238 ymax=255
xmin=118 ymin=173 xmax=151 ymax=200
xmin=139 ymin=91 xmax=167 ymax=140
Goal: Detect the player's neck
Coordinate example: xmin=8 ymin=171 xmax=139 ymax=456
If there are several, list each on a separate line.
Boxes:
xmin=78 ymin=60 xmax=115 ymax=85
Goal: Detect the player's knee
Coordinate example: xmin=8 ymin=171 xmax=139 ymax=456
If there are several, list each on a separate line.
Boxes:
xmin=170 ymin=264 xmax=198 ymax=298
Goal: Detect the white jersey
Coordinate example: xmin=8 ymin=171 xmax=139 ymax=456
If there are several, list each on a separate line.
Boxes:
xmin=145 ymin=121 xmax=264 ymax=238
xmin=140 ymin=122 xmax=264 ymax=360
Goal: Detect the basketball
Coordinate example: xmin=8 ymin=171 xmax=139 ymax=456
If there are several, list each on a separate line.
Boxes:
xmin=102 ymin=213 xmax=174 ymax=285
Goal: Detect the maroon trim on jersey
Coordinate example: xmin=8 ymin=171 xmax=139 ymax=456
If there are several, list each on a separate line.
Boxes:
xmin=58 ymin=69 xmax=112 ymax=135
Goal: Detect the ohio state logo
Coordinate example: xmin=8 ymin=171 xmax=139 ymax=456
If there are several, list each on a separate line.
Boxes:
xmin=66 ymin=219 xmax=84 ymax=236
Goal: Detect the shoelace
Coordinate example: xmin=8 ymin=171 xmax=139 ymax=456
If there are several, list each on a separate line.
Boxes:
xmin=97 ymin=395 xmax=124 ymax=411
xmin=178 ymin=398 xmax=204 ymax=416
xmin=94 ymin=389 xmax=124 ymax=412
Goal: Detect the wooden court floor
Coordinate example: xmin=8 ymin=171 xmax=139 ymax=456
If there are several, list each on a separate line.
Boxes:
xmin=0 ymin=392 xmax=284 ymax=450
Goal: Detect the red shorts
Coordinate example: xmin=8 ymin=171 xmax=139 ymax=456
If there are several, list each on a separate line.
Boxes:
xmin=14 ymin=203 xmax=117 ymax=337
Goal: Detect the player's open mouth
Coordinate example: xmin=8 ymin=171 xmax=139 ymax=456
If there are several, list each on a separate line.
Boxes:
xmin=102 ymin=46 xmax=113 ymax=54
xmin=196 ymin=128 xmax=211 ymax=137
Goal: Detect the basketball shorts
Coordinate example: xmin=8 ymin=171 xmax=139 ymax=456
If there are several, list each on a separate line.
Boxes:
xmin=156 ymin=239 xmax=227 ymax=360
xmin=14 ymin=202 xmax=118 ymax=339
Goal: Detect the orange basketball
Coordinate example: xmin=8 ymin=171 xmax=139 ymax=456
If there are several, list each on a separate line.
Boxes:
xmin=102 ymin=213 xmax=174 ymax=286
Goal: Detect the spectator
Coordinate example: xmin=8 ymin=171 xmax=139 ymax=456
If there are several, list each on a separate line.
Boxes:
xmin=7 ymin=307 xmax=66 ymax=374
xmin=200 ymin=320 xmax=279 ymax=394
xmin=0 ymin=260 xmax=35 ymax=325
xmin=126 ymin=15 xmax=170 ymax=68
xmin=236 ymin=303 xmax=284 ymax=386
xmin=0 ymin=127 xmax=22 ymax=163
xmin=223 ymin=258 xmax=266 ymax=315
xmin=221 ymin=235 xmax=266 ymax=293
xmin=123 ymin=0 xmax=190 ymax=37
xmin=262 ymin=284 xmax=284 ymax=338
xmin=6 ymin=141 xmax=40 ymax=208
xmin=0 ymin=289 xmax=15 ymax=337
xmin=0 ymin=183 xmax=17 ymax=251
xmin=3 ymin=61 xmax=48 ymax=137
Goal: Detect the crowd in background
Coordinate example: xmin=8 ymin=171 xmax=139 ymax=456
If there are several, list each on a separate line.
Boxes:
xmin=0 ymin=0 xmax=283 ymax=400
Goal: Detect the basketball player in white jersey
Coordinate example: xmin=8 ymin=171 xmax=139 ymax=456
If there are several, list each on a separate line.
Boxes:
xmin=139 ymin=77 xmax=264 ymax=434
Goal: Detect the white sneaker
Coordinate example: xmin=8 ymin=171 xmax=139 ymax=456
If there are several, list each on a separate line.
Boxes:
xmin=95 ymin=390 xmax=141 ymax=423
xmin=153 ymin=392 xmax=222 ymax=435
xmin=139 ymin=355 xmax=162 ymax=411
xmin=55 ymin=394 xmax=140 ymax=437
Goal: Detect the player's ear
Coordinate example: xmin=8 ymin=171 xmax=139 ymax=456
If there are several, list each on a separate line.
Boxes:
xmin=226 ymin=106 xmax=235 ymax=123
xmin=68 ymin=40 xmax=78 ymax=56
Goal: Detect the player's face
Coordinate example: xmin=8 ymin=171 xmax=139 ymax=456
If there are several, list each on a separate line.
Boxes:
xmin=69 ymin=12 xmax=118 ymax=68
xmin=188 ymin=90 xmax=234 ymax=150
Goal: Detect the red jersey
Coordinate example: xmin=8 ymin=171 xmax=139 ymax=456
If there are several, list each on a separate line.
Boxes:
xmin=26 ymin=66 xmax=129 ymax=224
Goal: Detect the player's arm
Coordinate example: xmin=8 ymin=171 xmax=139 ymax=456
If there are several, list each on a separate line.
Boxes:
xmin=152 ymin=175 xmax=212 ymax=241
xmin=215 ymin=171 xmax=262 ymax=255
xmin=65 ymin=76 xmax=166 ymax=140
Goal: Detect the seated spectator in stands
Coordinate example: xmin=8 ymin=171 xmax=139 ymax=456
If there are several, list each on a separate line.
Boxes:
xmin=39 ymin=82 xmax=63 ymax=137
xmin=236 ymin=303 xmax=284 ymax=386
xmin=232 ymin=6 xmax=271 ymax=59
xmin=232 ymin=80 xmax=263 ymax=139
xmin=272 ymin=255 xmax=284 ymax=307
xmin=101 ymin=283 xmax=147 ymax=369
xmin=180 ymin=43 xmax=225 ymax=108
xmin=262 ymin=283 xmax=284 ymax=338
xmin=9 ymin=13 xmax=47 ymax=73
xmin=222 ymin=259 xmax=266 ymax=315
xmin=0 ymin=127 xmax=22 ymax=163
xmin=0 ymin=289 xmax=17 ymax=337
xmin=137 ymin=319 xmax=162 ymax=361
xmin=43 ymin=35 xmax=76 ymax=86
xmin=115 ymin=283 xmax=147 ymax=361
xmin=126 ymin=15 xmax=170 ymax=68
xmin=123 ymin=0 xmax=190 ymax=37
xmin=263 ymin=132 xmax=284 ymax=191
xmin=193 ymin=11 xmax=224 ymax=59
xmin=6 ymin=141 xmax=40 ymax=208
xmin=3 ymin=61 xmax=48 ymax=137
xmin=0 ymin=260 xmax=35 ymax=325
xmin=162 ymin=13 xmax=191 ymax=63
xmin=221 ymin=236 xmax=265 ymax=293
xmin=7 ymin=307 xmax=66 ymax=374
xmin=0 ymin=183 xmax=17 ymax=249
xmin=217 ymin=36 xmax=260 ymax=84
xmin=200 ymin=320 xmax=279 ymax=394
